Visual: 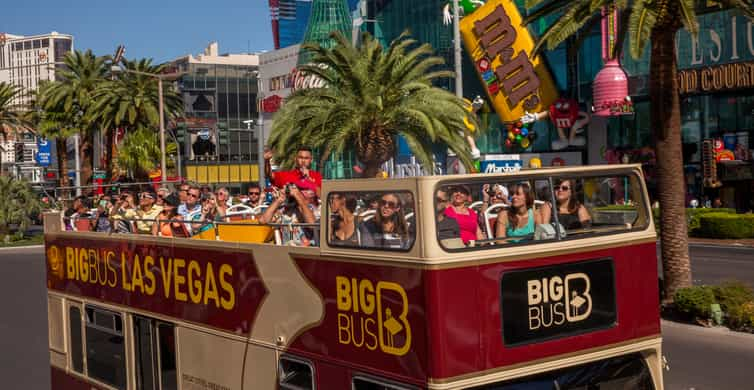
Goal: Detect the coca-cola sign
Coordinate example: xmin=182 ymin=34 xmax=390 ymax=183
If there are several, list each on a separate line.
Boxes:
xmin=290 ymin=64 xmax=328 ymax=91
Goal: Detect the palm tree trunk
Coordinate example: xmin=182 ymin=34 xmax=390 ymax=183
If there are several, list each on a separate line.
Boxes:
xmin=104 ymin=128 xmax=115 ymax=180
xmin=650 ymin=27 xmax=692 ymax=302
xmin=79 ymin=135 xmax=93 ymax=189
xmin=56 ymin=138 xmax=69 ymax=198
xmin=362 ymin=163 xmax=382 ymax=178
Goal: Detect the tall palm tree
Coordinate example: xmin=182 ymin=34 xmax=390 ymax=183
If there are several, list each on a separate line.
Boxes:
xmin=523 ymin=0 xmax=754 ymax=301
xmin=269 ymin=31 xmax=477 ymax=177
xmin=116 ymin=127 xmax=177 ymax=182
xmin=0 ymin=82 xmax=32 ymax=138
xmin=41 ymin=49 xmax=109 ymax=188
xmin=89 ymin=58 xmax=183 ymax=178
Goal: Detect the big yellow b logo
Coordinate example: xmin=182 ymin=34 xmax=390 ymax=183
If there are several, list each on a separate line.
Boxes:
xmin=376 ymin=281 xmax=411 ymax=356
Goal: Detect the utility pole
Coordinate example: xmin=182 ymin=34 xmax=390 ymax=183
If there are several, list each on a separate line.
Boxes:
xmin=452 ymin=0 xmax=463 ymax=98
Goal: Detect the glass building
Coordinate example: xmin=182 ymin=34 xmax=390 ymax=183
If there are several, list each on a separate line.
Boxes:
xmin=169 ymin=56 xmax=260 ymax=190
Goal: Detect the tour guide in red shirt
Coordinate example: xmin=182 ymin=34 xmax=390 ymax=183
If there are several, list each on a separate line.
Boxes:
xmin=265 ymin=146 xmax=322 ymax=196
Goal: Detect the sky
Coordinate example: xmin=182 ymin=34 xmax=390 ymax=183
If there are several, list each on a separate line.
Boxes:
xmin=2 ymin=0 xmax=274 ymax=63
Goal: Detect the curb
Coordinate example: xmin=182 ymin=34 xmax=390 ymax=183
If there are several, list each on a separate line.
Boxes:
xmin=688 ymin=241 xmax=754 ymax=249
xmin=661 ymin=319 xmax=754 ymax=340
xmin=0 ymin=245 xmax=44 ymax=251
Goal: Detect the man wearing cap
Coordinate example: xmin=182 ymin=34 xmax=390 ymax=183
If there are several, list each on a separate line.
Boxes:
xmin=134 ymin=191 xmax=163 ymax=234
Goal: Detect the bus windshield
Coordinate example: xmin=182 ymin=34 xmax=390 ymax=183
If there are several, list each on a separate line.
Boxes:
xmin=435 ymin=172 xmax=649 ymax=250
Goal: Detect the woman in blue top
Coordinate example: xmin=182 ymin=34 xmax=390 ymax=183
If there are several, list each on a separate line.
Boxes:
xmin=495 ymin=183 xmax=542 ymax=241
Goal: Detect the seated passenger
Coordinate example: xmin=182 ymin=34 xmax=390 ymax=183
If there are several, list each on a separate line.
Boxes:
xmin=435 ymin=188 xmax=460 ymax=240
xmin=444 ymin=185 xmax=484 ymax=244
xmin=259 ymin=184 xmax=317 ymax=246
xmin=152 ymin=195 xmax=189 ymax=237
xmin=541 ymin=179 xmax=592 ymax=229
xmin=192 ymin=196 xmax=222 ymax=235
xmin=495 ymin=183 xmax=542 ymax=240
xmin=359 ymin=193 xmax=410 ymax=249
xmin=330 ymin=193 xmax=359 ymax=246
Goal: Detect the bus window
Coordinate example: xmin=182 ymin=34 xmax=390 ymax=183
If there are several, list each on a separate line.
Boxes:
xmin=437 ymin=172 xmax=648 ymax=250
xmin=328 ymin=191 xmax=416 ymax=251
xmin=436 ymin=180 xmax=556 ymax=249
xmin=545 ymin=174 xmax=648 ymax=239
xmin=68 ymin=306 xmax=84 ymax=374
xmin=352 ymin=376 xmax=415 ymax=390
xmin=468 ymin=353 xmax=655 ymax=389
xmin=279 ymin=356 xmax=315 ymax=390
xmin=133 ymin=316 xmax=177 ymax=390
xmin=85 ymin=306 xmax=126 ymax=390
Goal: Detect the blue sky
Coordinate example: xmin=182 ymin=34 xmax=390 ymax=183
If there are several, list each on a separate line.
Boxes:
xmin=2 ymin=0 xmax=274 ymax=63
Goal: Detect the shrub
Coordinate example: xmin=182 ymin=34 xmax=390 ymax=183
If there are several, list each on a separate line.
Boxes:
xmin=674 ymin=286 xmax=717 ymax=319
xmin=713 ymin=282 xmax=754 ymax=330
xmin=698 ymin=213 xmax=754 ymax=239
xmin=652 ymin=207 xmax=735 ymax=235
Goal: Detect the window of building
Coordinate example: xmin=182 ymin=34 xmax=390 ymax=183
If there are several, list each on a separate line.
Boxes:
xmin=85 ymin=306 xmax=126 ymax=389
xmin=41 ymin=39 xmax=49 ymax=48
xmin=32 ymin=40 xmax=41 ymax=49
xmin=54 ymin=39 xmax=72 ymax=62
xmin=14 ymin=42 xmax=22 ymax=51
xmin=68 ymin=306 xmax=84 ymax=374
xmin=278 ymin=356 xmax=314 ymax=390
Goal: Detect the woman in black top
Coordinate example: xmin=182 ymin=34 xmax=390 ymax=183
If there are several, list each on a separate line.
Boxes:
xmin=541 ymin=179 xmax=591 ymax=229
xmin=330 ymin=193 xmax=359 ymax=246
xmin=359 ymin=193 xmax=411 ymax=249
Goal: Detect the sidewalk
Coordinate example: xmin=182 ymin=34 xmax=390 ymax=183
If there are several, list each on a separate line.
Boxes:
xmin=687 ymin=237 xmax=754 ymax=248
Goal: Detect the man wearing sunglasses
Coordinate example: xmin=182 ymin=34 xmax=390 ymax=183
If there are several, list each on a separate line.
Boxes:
xmin=244 ymin=182 xmax=263 ymax=207
xmin=177 ymin=185 xmax=203 ymax=234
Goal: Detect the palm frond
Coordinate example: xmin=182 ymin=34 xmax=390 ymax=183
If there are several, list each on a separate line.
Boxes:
xmin=678 ymin=0 xmax=699 ymax=35
xmin=627 ymin=0 xmax=659 ymax=59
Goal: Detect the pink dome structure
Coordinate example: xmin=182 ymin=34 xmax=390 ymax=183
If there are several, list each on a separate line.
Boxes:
xmin=592 ymin=59 xmax=631 ymax=116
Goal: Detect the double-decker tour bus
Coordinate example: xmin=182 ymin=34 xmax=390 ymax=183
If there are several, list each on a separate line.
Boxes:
xmin=44 ymin=164 xmax=663 ymax=389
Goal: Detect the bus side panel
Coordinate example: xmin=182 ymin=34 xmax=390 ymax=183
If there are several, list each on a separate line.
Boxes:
xmin=317 ymin=360 xmax=351 ymax=389
xmin=48 ymin=295 xmax=67 ymax=369
xmin=241 ymin=343 xmax=277 ymax=390
xmin=50 ymin=367 xmax=107 ymax=390
xmin=427 ymin=241 xmax=660 ymax=379
xmin=287 ymin=256 xmax=429 ymax=385
xmin=178 ymin=326 xmax=247 ymax=390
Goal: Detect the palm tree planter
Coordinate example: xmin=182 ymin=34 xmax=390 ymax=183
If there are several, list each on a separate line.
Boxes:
xmin=269 ymin=31 xmax=477 ymax=177
xmin=523 ymin=0 xmax=754 ymax=301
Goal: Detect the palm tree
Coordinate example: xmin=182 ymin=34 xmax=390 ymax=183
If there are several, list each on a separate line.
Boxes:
xmin=523 ymin=0 xmax=754 ymax=301
xmin=40 ymin=49 xmax=109 ymax=188
xmin=0 ymin=175 xmax=42 ymax=236
xmin=89 ymin=58 xmax=183 ymax=178
xmin=269 ymin=31 xmax=477 ymax=177
xmin=0 ymin=82 xmax=32 ymax=138
xmin=116 ymin=127 xmax=177 ymax=182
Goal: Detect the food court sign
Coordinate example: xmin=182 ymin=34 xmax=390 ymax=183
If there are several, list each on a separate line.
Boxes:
xmin=459 ymin=0 xmax=558 ymax=123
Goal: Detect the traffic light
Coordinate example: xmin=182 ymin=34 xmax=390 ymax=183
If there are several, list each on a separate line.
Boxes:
xmin=14 ymin=142 xmax=24 ymax=163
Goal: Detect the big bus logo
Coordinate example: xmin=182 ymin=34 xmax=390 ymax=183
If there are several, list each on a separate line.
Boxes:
xmin=47 ymin=245 xmax=65 ymax=280
xmin=335 ymin=276 xmax=412 ymax=356
xmin=527 ymin=273 xmax=592 ymax=330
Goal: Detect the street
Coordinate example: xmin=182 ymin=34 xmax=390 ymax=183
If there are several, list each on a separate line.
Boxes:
xmin=1 ymin=244 xmax=753 ymax=390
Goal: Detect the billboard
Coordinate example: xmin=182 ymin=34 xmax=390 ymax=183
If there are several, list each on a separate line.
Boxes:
xmin=459 ymin=0 xmax=558 ymax=123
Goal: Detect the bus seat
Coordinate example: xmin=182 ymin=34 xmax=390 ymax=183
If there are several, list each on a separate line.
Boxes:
xmin=484 ymin=203 xmax=508 ymax=239
xmin=217 ymin=221 xmax=273 ymax=243
xmin=191 ymin=228 xmax=218 ymax=241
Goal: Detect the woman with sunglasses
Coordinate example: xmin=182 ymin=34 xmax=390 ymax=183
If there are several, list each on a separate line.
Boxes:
xmin=495 ymin=183 xmax=542 ymax=240
xmin=541 ymin=179 xmax=591 ymax=229
xmin=444 ymin=185 xmax=484 ymax=244
xmin=214 ymin=187 xmax=230 ymax=219
xmin=359 ymin=193 xmax=411 ymax=249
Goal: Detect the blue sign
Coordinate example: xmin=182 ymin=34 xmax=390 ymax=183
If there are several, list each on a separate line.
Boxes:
xmin=36 ymin=139 xmax=51 ymax=167
xmin=481 ymin=154 xmax=522 ymax=173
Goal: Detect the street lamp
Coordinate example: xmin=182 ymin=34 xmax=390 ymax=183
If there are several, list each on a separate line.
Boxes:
xmin=110 ymin=65 xmax=182 ymax=185
xmin=251 ymin=70 xmax=265 ymax=186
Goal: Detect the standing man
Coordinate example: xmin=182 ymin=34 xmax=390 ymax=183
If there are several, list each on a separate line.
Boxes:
xmin=265 ymin=146 xmax=322 ymax=196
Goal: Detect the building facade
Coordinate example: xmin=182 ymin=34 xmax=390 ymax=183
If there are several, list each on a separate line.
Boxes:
xmin=0 ymin=31 xmax=73 ymax=106
xmin=0 ymin=31 xmax=73 ymax=183
xmin=168 ymin=43 xmax=261 ymax=190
